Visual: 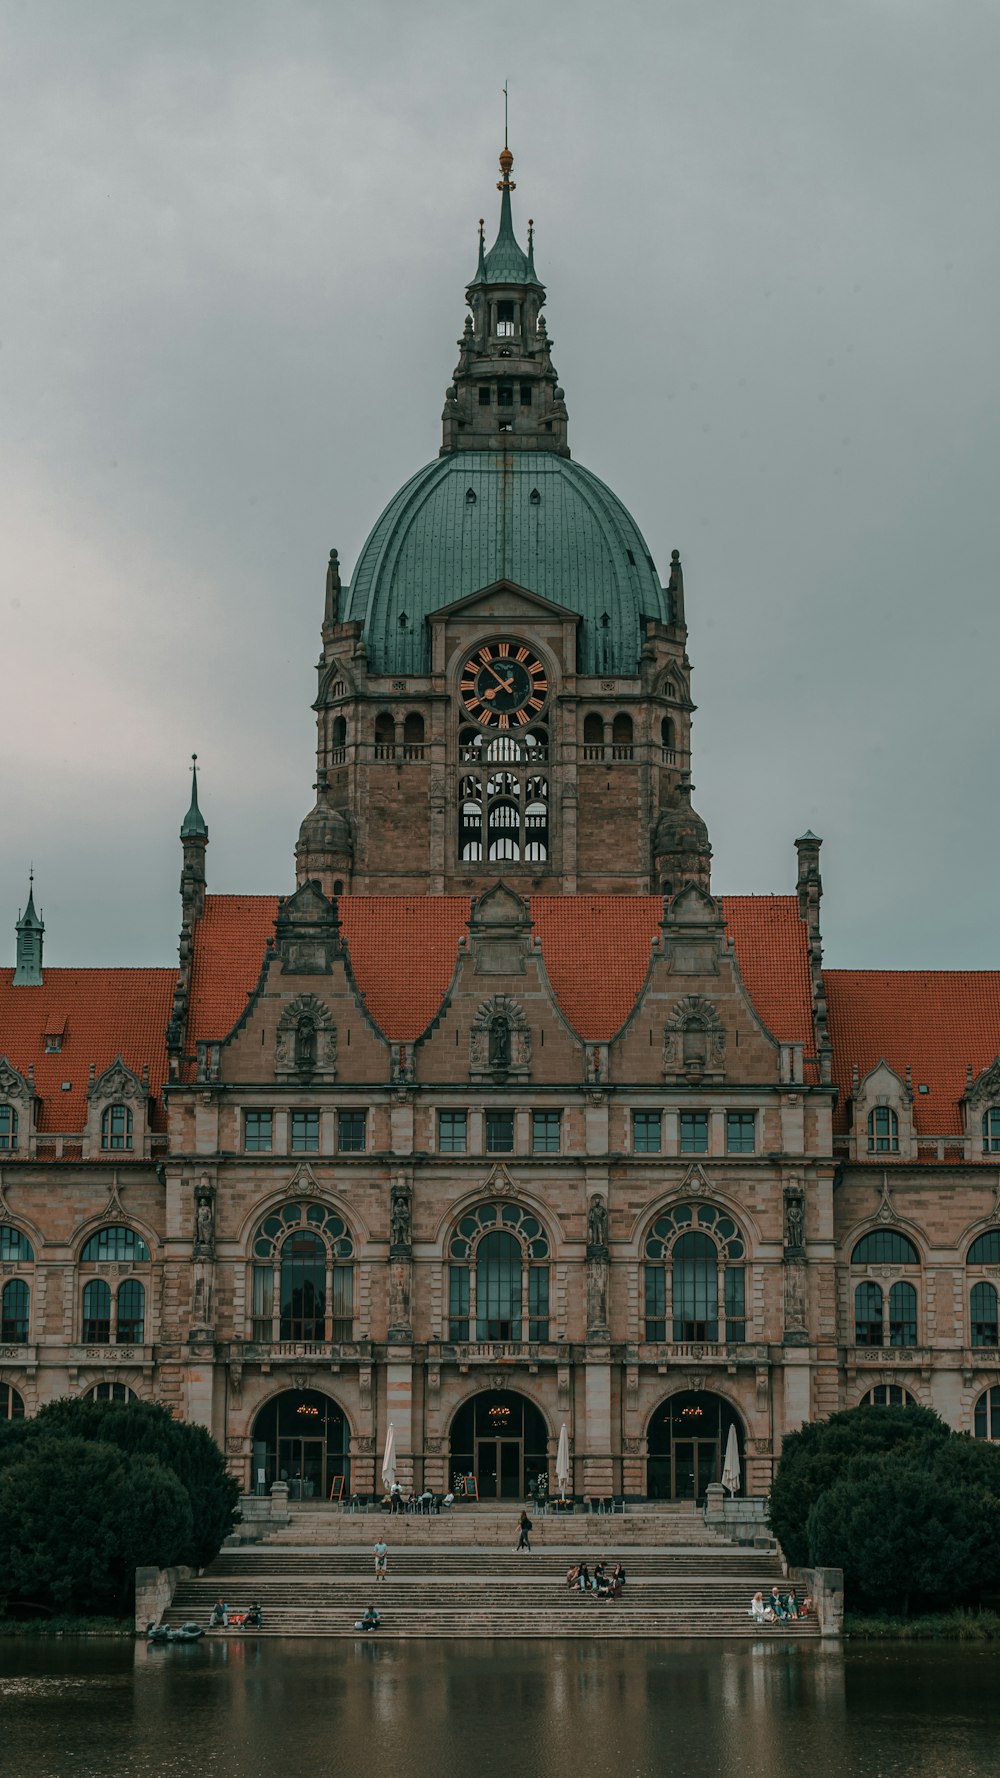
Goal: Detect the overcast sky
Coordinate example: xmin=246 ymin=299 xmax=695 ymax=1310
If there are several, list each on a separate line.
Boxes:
xmin=1 ymin=0 xmax=998 ymax=972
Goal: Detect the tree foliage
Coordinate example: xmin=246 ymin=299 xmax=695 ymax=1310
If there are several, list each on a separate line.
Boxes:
xmin=768 ymin=1403 xmax=947 ymax=1565
xmin=0 ymin=1437 xmax=192 ymax=1616
xmin=0 ymin=1398 xmax=239 ymax=1599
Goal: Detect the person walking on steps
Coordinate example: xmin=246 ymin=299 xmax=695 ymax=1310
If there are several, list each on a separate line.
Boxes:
xmin=516 ymin=1509 xmax=533 ymax=1552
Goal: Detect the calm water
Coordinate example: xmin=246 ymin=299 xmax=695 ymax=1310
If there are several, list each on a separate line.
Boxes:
xmin=1 ymin=1638 xmax=998 ymax=1778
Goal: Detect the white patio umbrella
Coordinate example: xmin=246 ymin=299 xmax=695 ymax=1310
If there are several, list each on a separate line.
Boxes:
xmin=381 ymin=1422 xmax=397 ymax=1494
xmin=555 ymin=1422 xmax=570 ymax=1500
xmin=721 ymin=1423 xmax=741 ymax=1496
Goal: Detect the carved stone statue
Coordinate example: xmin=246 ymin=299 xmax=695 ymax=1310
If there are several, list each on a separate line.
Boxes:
xmin=296 ymin=1016 xmax=317 ymax=1073
xmin=587 ymin=1194 xmax=608 ymax=1250
xmin=390 ymin=1189 xmax=411 ymax=1249
xmin=489 ymin=1015 xmax=511 ymax=1069
xmin=785 ymin=1197 xmax=805 ymax=1250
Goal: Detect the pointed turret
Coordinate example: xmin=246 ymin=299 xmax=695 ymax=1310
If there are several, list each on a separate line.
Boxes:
xmin=441 ymin=144 xmax=569 ymax=456
xmin=179 ymin=755 xmax=208 ymax=925
xmin=12 ymin=873 xmax=44 ymax=986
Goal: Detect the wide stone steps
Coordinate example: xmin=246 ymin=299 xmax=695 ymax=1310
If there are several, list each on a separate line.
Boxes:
xmin=257 ymin=1504 xmax=738 ymax=1549
xmin=165 ymin=1549 xmax=813 ymax=1639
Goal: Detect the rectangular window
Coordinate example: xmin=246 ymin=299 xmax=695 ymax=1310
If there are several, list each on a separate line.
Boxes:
xmin=291 ymin=1110 xmax=320 ymax=1153
xmin=519 ymin=383 xmax=532 ymax=406
xmin=0 ymin=1106 xmax=16 ymax=1151
xmin=497 ymin=382 xmax=514 ymax=407
xmin=532 ymin=1111 xmax=561 ymax=1154
xmin=438 ymin=1111 xmax=468 ymax=1153
xmin=478 ymin=384 xmax=491 ymax=405
xmin=448 ymin=1265 xmax=470 ymax=1341
xmin=632 ymin=1111 xmax=662 ymax=1153
xmin=724 ymin=1267 xmax=746 ymax=1343
xmin=338 ymin=1111 xmax=366 ymax=1153
xmin=528 ymin=1266 xmax=549 ymax=1341
xmin=496 ymin=300 xmax=515 ymax=336
xmin=252 ymin=1264 xmax=273 ymax=1342
xmin=644 ymin=1264 xmax=666 ymax=1342
xmin=486 ymin=1110 xmax=514 ymax=1153
xmin=244 ymin=1110 xmax=273 ymax=1153
xmin=726 ymin=1112 xmax=756 ymax=1154
xmin=680 ymin=1111 xmax=709 ymax=1154
xmin=331 ymin=1265 xmax=354 ymax=1341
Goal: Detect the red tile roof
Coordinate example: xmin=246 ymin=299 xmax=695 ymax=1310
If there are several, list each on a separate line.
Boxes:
xmin=0 ymin=968 xmax=175 ymax=1132
xmin=185 ymin=892 xmax=816 ymax=1049
xmin=825 ymin=971 xmax=1000 ymax=1135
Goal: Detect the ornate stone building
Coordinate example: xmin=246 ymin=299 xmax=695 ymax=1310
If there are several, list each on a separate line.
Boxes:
xmin=2 ymin=149 xmax=1000 ymax=1502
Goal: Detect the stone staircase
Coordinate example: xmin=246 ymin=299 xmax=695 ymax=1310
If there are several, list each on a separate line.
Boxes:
xmin=256 ymin=1500 xmax=742 ymax=1548
xmin=164 ymin=1540 xmax=815 ymax=1640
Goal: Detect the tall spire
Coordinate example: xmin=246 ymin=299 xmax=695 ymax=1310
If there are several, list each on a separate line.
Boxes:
xmin=180 ymin=753 xmax=208 ymax=840
xmin=13 ymin=870 xmax=44 ymax=986
xmin=441 ymin=143 xmax=569 ymax=457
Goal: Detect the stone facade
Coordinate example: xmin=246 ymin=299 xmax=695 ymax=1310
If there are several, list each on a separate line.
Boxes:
xmin=2 ymin=145 xmax=1000 ymax=1500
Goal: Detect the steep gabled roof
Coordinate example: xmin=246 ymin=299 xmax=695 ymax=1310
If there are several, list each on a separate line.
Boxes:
xmin=0 ymin=967 xmax=175 ymax=1132
xmin=825 ymin=970 xmax=1000 ymax=1135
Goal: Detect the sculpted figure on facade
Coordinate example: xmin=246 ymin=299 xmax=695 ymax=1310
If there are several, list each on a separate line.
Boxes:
xmin=390 ymin=1186 xmax=411 ymax=1251
xmin=275 ymin=994 xmax=337 ymax=1079
xmin=470 ymin=995 xmax=531 ymax=1079
xmin=663 ymin=996 xmax=726 ymax=1080
xmin=587 ymin=1194 xmax=608 ymax=1251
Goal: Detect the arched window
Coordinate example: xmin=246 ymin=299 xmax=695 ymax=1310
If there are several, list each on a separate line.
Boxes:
xmin=861 ymin=1385 xmax=915 ymax=1407
xmin=330 ymin=715 xmax=347 ymax=759
xmin=971 ymin=1281 xmax=999 ymax=1347
xmin=488 ymin=798 xmax=520 ymax=861
xmin=457 ymin=728 xmax=550 ymax=866
xmin=88 ymin=1382 xmax=135 ymax=1403
xmin=0 ymin=1105 xmax=18 ymax=1150
xmin=251 ymin=1203 xmax=354 ymax=1344
xmin=583 ymin=712 xmax=604 ymax=757
xmin=982 ymin=1110 xmax=1000 ymax=1154
xmin=81 ymin=1227 xmax=150 ymax=1263
xmin=611 ymin=713 xmax=633 ymax=758
xmin=867 ymin=1107 xmax=899 ymax=1153
xmin=968 ymin=1229 xmax=1000 ymax=1266
xmin=82 ymin=1279 xmax=112 ymax=1343
xmin=374 ymin=711 xmax=395 ymax=758
xmin=854 ymin=1281 xmax=883 ymax=1346
xmin=116 ymin=1280 xmax=145 ymax=1344
xmin=1 ymin=1279 xmax=29 ymax=1342
xmin=0 ymin=1382 xmax=25 ymax=1420
xmin=0 ymin=1226 xmax=34 ymax=1262
xmin=403 ymin=712 xmax=425 ymax=756
xmin=888 ymin=1280 xmax=917 ymax=1346
xmin=851 ymin=1230 xmax=920 ymax=1265
xmin=644 ymin=1203 xmax=746 ymax=1344
xmin=974 ymin=1386 xmax=1000 ymax=1439
xmin=100 ymin=1105 xmax=133 ymax=1151
xmin=447 ymin=1202 xmax=550 ymax=1343
xmin=661 ymin=715 xmax=675 ymax=754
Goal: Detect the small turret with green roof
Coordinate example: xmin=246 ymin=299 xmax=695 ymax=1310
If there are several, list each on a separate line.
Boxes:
xmin=12 ymin=872 xmax=44 ymax=986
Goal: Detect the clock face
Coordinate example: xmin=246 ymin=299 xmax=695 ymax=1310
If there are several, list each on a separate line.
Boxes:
xmin=460 ymin=639 xmax=549 ymax=729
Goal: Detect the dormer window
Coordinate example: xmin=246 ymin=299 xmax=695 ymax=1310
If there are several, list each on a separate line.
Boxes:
xmin=496 ymin=300 xmax=516 ymax=337
xmin=867 ymin=1107 xmax=899 ymax=1153
xmin=101 ymin=1104 xmax=133 ymax=1151
xmin=982 ymin=1110 xmax=1000 ymax=1153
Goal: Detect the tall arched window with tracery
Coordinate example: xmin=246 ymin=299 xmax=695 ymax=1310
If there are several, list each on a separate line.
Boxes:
xmin=250 ymin=1202 xmax=355 ymax=1344
xmin=78 ymin=1226 xmax=150 ymax=1344
xmin=643 ymin=1203 xmax=746 ymax=1344
xmin=850 ymin=1229 xmax=921 ymax=1347
xmin=457 ymin=727 xmax=549 ymax=864
xmin=447 ymin=1202 xmax=550 ymax=1342
xmin=968 ymin=1229 xmax=1000 ymax=1346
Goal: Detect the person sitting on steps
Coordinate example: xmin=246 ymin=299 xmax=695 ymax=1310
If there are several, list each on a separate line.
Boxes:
xmin=355 ymin=1604 xmax=381 ymax=1632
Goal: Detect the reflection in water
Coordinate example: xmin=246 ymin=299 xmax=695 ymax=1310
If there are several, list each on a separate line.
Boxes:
xmin=0 ymin=1639 xmax=998 ymax=1778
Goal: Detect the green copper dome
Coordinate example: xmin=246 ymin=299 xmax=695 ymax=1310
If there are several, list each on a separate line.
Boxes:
xmin=345 ymin=451 xmax=670 ymax=677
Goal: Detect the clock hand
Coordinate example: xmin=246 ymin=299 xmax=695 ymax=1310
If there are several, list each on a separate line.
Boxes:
xmin=481 ymin=661 xmax=516 ymax=693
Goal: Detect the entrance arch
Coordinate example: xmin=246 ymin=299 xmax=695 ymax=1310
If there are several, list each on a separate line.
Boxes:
xmin=251 ymin=1388 xmax=350 ymax=1500
xmin=647 ymin=1390 xmax=744 ymax=1502
xmin=449 ymin=1389 xmax=548 ymax=1500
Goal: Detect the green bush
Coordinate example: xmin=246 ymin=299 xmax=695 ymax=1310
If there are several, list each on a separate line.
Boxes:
xmin=9 ymin=1398 xmax=240 ymax=1569
xmin=0 ymin=1436 xmax=192 ymax=1617
xmin=768 ymin=1403 xmax=947 ymax=1565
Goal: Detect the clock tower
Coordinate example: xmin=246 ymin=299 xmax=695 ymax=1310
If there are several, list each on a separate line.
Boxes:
xmin=296 ymin=145 xmax=711 ymax=897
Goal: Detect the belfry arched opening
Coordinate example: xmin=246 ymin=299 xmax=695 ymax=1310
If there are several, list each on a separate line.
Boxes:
xmin=647 ymin=1391 xmax=744 ymax=1502
xmin=450 ymin=1390 xmax=548 ymax=1499
xmin=251 ymin=1388 xmax=349 ymax=1499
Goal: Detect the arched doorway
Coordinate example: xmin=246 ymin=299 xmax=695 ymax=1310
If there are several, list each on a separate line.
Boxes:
xmin=251 ymin=1388 xmax=350 ymax=1500
xmin=647 ymin=1391 xmax=744 ymax=1502
xmin=449 ymin=1390 xmax=548 ymax=1500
